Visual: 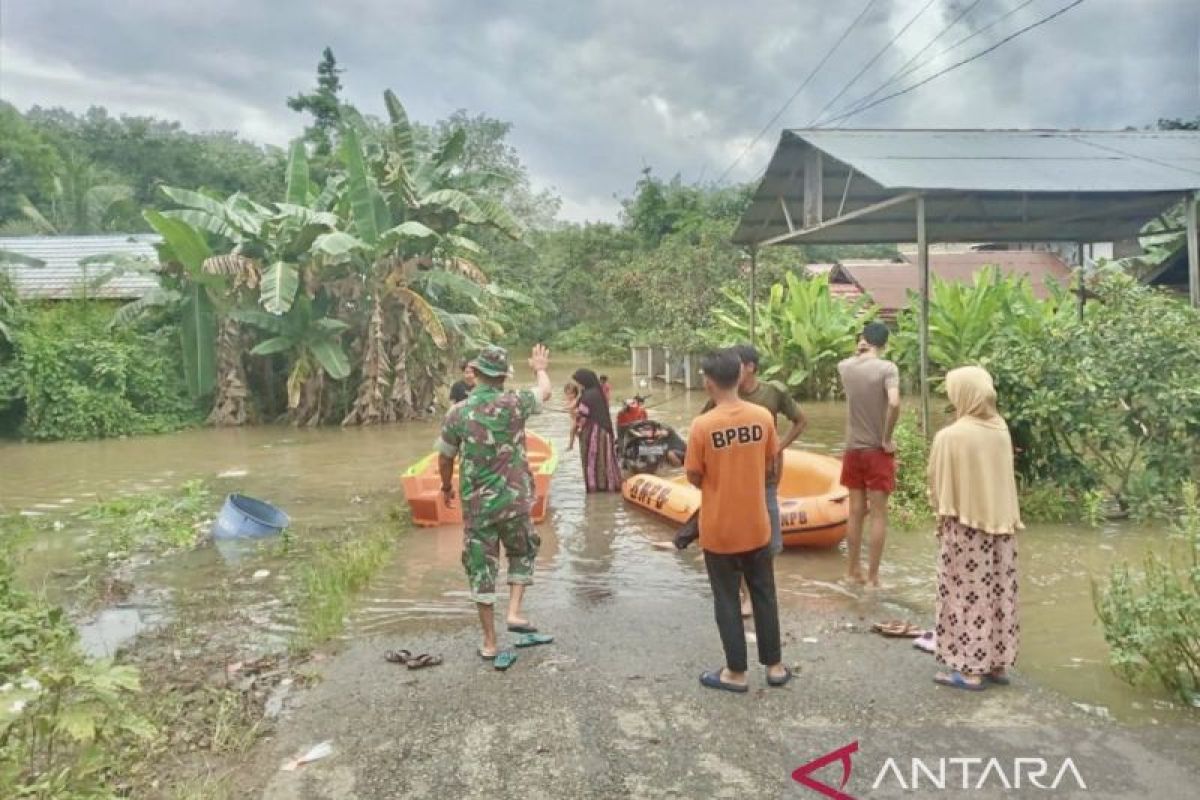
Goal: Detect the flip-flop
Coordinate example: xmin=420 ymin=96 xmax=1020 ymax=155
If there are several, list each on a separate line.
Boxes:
xmin=514 ymin=633 xmax=554 ymax=648
xmin=406 ymin=653 xmax=443 ymax=670
xmin=767 ymin=667 xmax=794 ymax=688
xmin=934 ymin=671 xmax=987 ymax=691
xmin=986 ymin=672 xmax=1011 ymax=686
xmin=493 ymin=650 xmax=517 ymax=671
xmin=873 ymin=620 xmax=924 ymax=638
xmin=384 ymin=649 xmax=411 ymax=664
xmin=913 ymin=632 xmax=935 ymax=654
xmin=699 ymin=669 xmax=749 ymax=694
xmin=506 ymin=623 xmax=538 ymax=634
xmin=478 ymin=649 xmax=497 ymax=661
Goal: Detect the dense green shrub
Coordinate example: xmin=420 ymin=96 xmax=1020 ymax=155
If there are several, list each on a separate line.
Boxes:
xmin=1095 ymin=483 xmax=1200 ymax=705
xmin=5 ymin=303 xmax=198 ymax=440
xmin=985 ymin=274 xmax=1200 ymax=513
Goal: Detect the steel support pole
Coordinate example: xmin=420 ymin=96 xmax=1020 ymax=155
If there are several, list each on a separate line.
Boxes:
xmin=1077 ymin=242 xmax=1087 ymax=321
xmin=749 ymin=247 xmax=758 ymax=346
xmin=916 ymin=196 xmax=930 ymax=437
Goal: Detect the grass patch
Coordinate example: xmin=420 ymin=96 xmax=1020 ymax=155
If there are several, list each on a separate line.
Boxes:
xmin=292 ymin=523 xmax=399 ymax=650
xmin=80 ymin=480 xmax=213 ymax=564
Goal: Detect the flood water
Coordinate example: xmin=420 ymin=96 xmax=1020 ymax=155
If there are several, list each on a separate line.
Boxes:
xmin=0 ymin=359 xmax=1191 ymax=722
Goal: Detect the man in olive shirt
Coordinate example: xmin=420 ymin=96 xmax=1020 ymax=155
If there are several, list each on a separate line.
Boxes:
xmin=703 ymin=345 xmax=808 ymax=612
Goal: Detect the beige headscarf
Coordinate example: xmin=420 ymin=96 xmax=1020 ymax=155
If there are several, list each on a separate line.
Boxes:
xmin=927 ymin=366 xmax=1023 ymax=534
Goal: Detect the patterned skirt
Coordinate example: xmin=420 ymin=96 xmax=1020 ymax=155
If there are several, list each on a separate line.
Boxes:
xmin=579 ymin=421 xmax=622 ymax=493
xmin=935 ymin=517 xmax=1020 ymax=675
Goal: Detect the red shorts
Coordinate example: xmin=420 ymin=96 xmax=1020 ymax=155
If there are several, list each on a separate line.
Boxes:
xmin=840 ymin=448 xmax=896 ymax=493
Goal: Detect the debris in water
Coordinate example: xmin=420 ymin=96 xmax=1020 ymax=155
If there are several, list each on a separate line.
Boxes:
xmin=1072 ymin=702 xmax=1112 ymax=720
xmin=281 ymin=740 xmax=333 ymax=771
xmin=59 ymin=498 xmax=76 ymax=504
xmin=19 ymin=510 xmax=45 ymax=517
xmin=218 ymin=468 xmax=249 ymax=478
xmin=802 ymin=637 xmax=819 ymax=644
xmin=252 ymin=569 xmax=271 ymax=581
xmin=52 ymin=521 xmax=65 ymax=531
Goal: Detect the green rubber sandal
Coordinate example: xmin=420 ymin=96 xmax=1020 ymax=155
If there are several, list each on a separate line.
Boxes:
xmin=515 ymin=633 xmax=554 ymax=648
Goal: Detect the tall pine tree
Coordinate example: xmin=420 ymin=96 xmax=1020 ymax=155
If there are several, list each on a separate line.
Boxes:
xmin=287 ymin=48 xmax=344 ymax=156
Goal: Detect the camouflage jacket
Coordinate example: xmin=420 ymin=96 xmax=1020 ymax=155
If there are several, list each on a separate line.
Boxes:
xmin=438 ymin=385 xmax=541 ymax=527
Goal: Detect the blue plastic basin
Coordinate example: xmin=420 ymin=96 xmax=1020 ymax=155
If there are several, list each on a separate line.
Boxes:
xmin=211 ymin=494 xmax=290 ymax=540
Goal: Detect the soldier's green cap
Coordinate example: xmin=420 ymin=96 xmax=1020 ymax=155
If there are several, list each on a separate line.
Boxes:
xmin=469 ymin=345 xmax=510 ymax=378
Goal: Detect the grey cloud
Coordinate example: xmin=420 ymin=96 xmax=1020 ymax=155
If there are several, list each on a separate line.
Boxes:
xmin=2 ymin=0 xmax=1197 ymax=221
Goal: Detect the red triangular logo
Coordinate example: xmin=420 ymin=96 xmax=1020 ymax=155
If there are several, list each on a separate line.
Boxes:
xmin=791 ymin=741 xmax=859 ymax=800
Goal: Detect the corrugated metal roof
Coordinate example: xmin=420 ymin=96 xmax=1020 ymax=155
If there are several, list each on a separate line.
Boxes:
xmin=795 ymin=130 xmax=1200 ymax=193
xmin=734 ymin=129 xmax=1200 ymax=245
xmin=0 ymin=235 xmax=161 ymax=300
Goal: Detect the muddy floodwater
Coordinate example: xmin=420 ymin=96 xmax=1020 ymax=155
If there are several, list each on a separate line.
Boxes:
xmin=0 ymin=360 xmax=1192 ymax=723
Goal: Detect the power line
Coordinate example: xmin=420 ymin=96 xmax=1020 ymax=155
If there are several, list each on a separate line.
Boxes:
xmin=816 ymin=0 xmax=1088 ymax=128
xmin=807 ymin=0 xmax=940 ymax=127
xmin=714 ymin=0 xmax=879 ymax=184
xmin=825 ymin=0 xmax=1039 ymax=125
xmin=832 ymin=0 xmax=987 ymax=124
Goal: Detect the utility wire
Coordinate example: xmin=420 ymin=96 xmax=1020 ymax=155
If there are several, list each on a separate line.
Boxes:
xmin=714 ymin=0 xmax=879 ymax=184
xmin=832 ymin=0 xmax=987 ymax=124
xmin=823 ymin=0 xmax=1039 ymax=125
xmin=807 ymin=0 xmax=940 ymax=127
xmin=816 ymin=0 xmax=1088 ymax=128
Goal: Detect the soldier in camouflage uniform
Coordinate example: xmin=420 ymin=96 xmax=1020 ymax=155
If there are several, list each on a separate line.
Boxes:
xmin=437 ymin=344 xmax=553 ymax=659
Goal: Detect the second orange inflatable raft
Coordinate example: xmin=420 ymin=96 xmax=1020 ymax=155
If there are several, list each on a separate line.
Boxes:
xmin=401 ymin=432 xmax=558 ymax=527
xmin=622 ymin=450 xmax=849 ymax=548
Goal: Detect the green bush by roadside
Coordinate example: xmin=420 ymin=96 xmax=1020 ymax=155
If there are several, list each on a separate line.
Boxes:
xmin=1095 ymin=482 xmax=1200 ymax=706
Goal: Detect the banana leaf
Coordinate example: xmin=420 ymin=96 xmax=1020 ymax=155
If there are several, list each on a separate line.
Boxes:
xmin=340 ymin=127 xmax=380 ymax=244
xmin=180 ymin=286 xmax=217 ymax=397
xmin=286 ymin=140 xmax=311 ymax=205
xmin=260 ymin=261 xmax=299 ymax=315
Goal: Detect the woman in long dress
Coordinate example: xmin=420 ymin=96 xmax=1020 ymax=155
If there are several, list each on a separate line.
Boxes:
xmin=928 ymin=366 xmax=1023 ymax=691
xmin=571 ymin=369 xmax=622 ymax=492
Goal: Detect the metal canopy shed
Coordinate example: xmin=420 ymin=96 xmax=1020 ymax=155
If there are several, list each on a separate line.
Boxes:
xmin=734 ymin=128 xmax=1200 ymax=433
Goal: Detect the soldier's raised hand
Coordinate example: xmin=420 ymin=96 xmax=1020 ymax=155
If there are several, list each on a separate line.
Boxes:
xmin=529 ymin=344 xmax=550 ymax=372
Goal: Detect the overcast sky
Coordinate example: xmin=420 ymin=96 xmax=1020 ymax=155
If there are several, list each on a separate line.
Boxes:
xmin=2 ymin=0 xmax=1197 ymax=221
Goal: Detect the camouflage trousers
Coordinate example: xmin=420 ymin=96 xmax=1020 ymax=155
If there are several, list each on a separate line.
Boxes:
xmin=462 ymin=515 xmax=541 ymax=605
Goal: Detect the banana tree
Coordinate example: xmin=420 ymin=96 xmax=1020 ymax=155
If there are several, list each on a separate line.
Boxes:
xmin=230 ymin=295 xmax=351 ymax=426
xmin=715 ymin=272 xmax=875 ymax=399
xmin=331 ymin=93 xmax=525 ymax=424
xmin=891 ymin=267 xmax=1053 ymax=381
xmin=141 ymin=210 xmax=222 ymax=398
xmin=153 ymin=170 xmax=341 ymax=423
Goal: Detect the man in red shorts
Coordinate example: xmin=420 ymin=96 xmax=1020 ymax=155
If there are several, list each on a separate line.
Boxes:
xmin=838 ymin=322 xmax=901 ymax=588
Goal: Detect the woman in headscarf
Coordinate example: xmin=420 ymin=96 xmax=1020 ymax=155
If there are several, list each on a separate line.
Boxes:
xmin=572 ymin=368 xmax=622 ymax=492
xmin=928 ymin=366 xmax=1023 ymax=691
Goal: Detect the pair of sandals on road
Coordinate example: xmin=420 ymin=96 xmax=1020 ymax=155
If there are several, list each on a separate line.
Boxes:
xmin=384 ymin=649 xmax=443 ymax=669
xmin=699 ymin=666 xmax=793 ymax=693
xmin=872 ymin=619 xmax=935 ymax=653
xmin=478 ymin=622 xmax=554 ymax=671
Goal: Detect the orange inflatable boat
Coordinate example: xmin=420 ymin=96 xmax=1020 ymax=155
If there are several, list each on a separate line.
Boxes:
xmin=401 ymin=432 xmax=558 ymax=526
xmin=622 ymin=450 xmax=849 ymax=548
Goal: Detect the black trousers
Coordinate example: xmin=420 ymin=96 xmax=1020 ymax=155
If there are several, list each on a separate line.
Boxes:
xmin=703 ymin=546 xmax=783 ymax=672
